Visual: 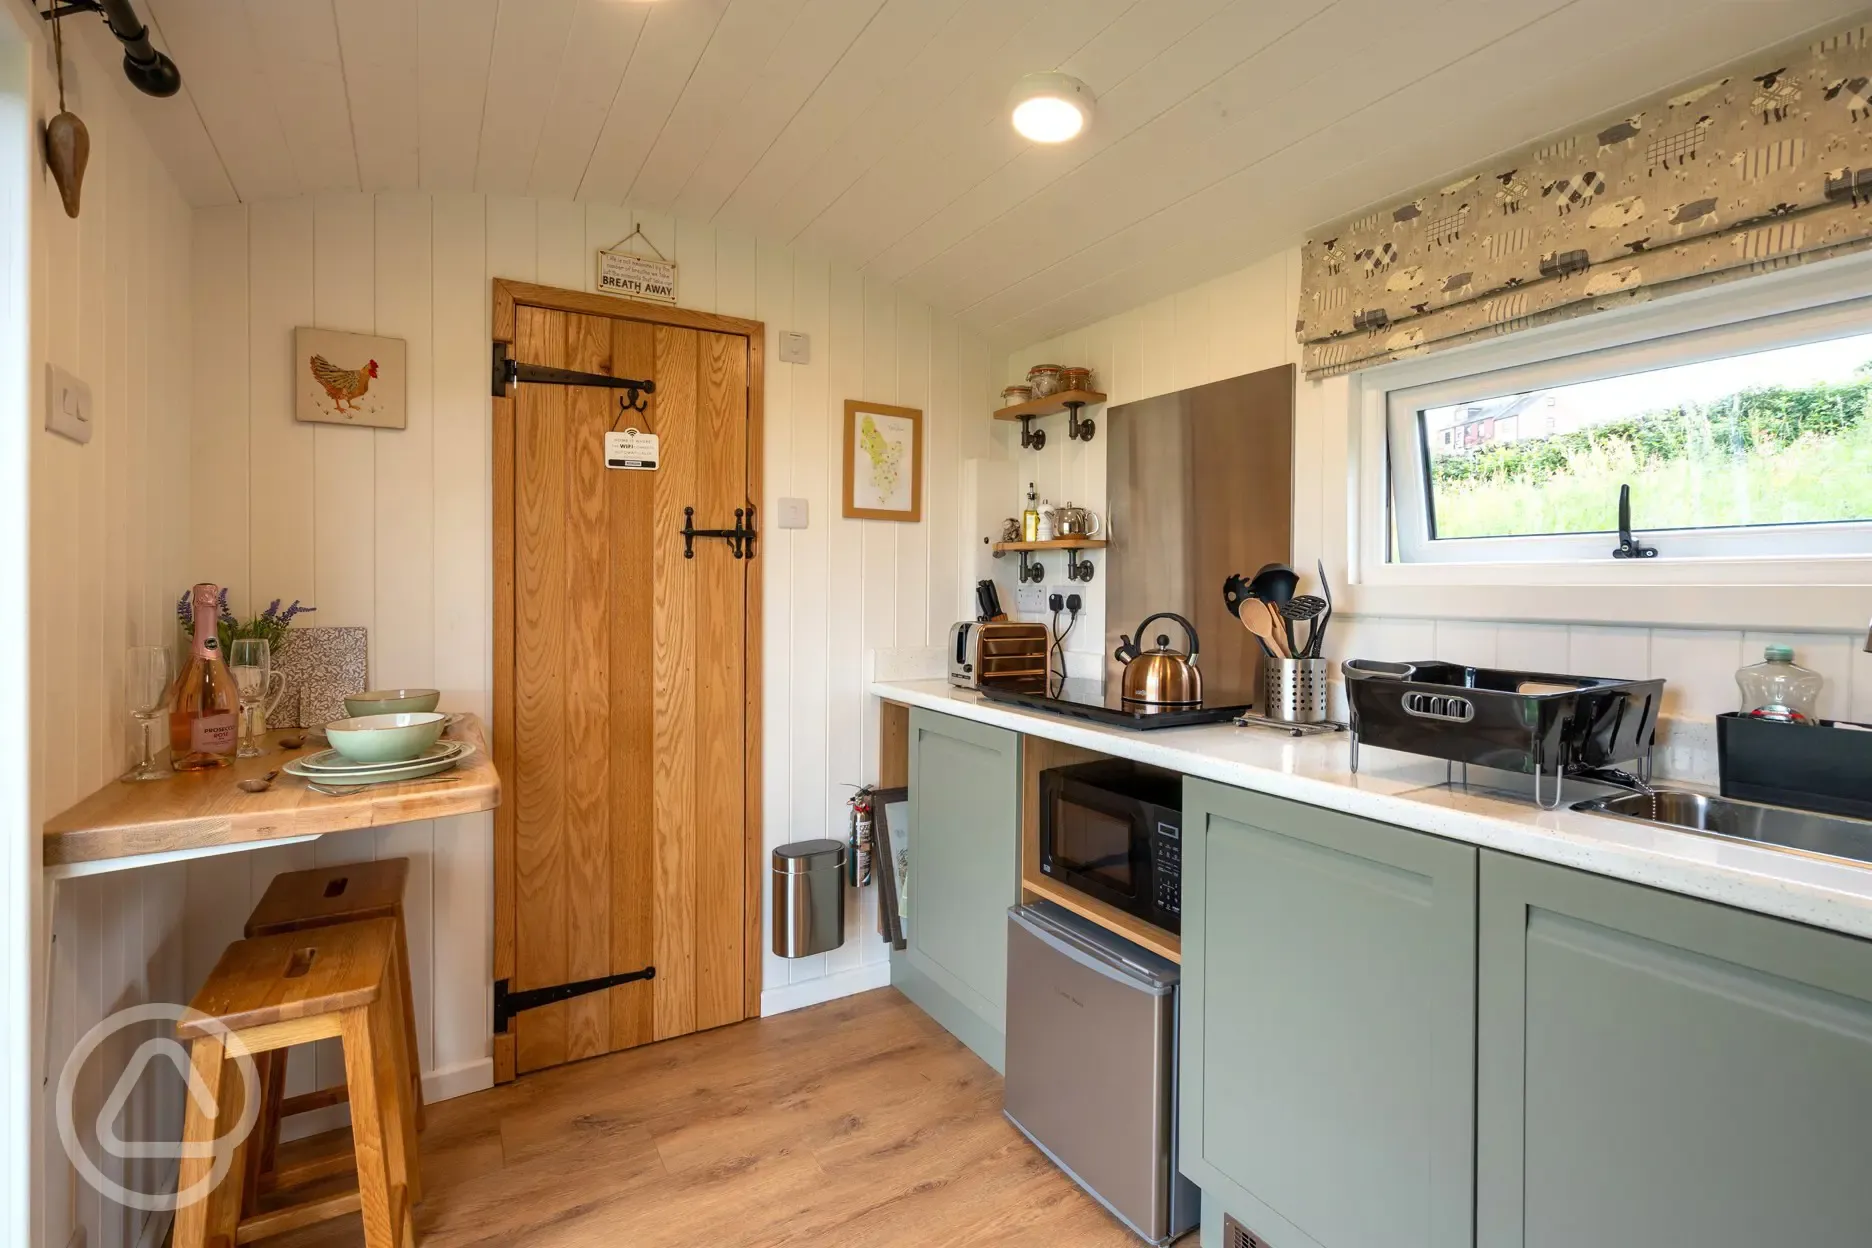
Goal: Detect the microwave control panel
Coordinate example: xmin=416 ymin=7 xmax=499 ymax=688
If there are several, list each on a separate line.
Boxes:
xmin=1152 ymin=821 xmax=1181 ymax=916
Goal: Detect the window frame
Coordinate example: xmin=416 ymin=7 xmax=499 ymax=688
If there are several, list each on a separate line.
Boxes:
xmin=1337 ymin=249 xmax=1872 ymax=631
xmin=1384 ymin=299 xmax=1872 ymax=566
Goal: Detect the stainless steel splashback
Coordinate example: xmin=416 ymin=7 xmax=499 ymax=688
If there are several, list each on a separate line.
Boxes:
xmin=1106 ymin=365 xmax=1295 ymax=701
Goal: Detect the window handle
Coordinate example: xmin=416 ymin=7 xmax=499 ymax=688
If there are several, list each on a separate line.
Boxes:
xmin=1611 ymin=484 xmax=1658 ymax=560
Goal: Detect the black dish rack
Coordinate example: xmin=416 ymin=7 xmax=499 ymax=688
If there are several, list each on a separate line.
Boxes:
xmin=1342 ymin=661 xmax=1665 ymax=809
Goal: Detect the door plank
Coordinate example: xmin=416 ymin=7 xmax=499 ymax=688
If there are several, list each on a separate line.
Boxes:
xmin=609 ymin=318 xmax=658 ymax=1052
xmin=562 ymin=312 xmax=615 ymax=1062
xmin=694 ymin=330 xmax=748 ymax=1032
xmin=514 ymin=307 xmax=570 ymax=1074
xmin=651 ymin=325 xmax=700 ymax=1041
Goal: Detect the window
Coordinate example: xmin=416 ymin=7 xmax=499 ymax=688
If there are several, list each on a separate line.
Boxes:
xmin=1386 ymin=307 xmax=1872 ymax=565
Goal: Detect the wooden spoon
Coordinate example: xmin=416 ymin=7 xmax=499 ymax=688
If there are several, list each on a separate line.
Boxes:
xmin=1240 ymin=598 xmax=1289 ymax=659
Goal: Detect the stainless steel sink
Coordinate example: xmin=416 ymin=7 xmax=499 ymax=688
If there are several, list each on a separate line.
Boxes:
xmin=1573 ymin=789 xmax=1872 ymax=869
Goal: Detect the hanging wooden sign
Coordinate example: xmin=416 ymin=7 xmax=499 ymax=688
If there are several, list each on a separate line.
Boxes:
xmin=598 ymin=225 xmax=678 ymax=304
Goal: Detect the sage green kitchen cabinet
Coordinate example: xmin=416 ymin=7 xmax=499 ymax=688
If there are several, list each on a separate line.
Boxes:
xmin=1477 ymin=851 xmax=1872 ymax=1248
xmin=1180 ymin=779 xmax=1477 ymax=1248
xmin=894 ymin=708 xmax=1021 ymax=1072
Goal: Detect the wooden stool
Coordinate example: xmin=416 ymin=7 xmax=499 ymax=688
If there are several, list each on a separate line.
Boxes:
xmin=245 ymin=859 xmax=425 ymax=1135
xmin=174 ymin=918 xmax=420 ymax=1248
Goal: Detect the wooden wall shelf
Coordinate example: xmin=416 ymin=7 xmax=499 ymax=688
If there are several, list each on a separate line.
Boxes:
xmin=991 ymin=389 xmax=1107 ymax=422
xmin=992 ymin=539 xmax=1107 ymax=553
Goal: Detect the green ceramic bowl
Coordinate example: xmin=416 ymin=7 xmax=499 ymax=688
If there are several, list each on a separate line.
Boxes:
xmin=343 ymin=688 xmax=442 ymax=717
xmin=324 ymin=712 xmax=448 ymax=764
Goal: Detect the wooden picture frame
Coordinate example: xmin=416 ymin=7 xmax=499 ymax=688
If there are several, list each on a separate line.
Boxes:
xmin=842 ymin=399 xmax=923 ymax=522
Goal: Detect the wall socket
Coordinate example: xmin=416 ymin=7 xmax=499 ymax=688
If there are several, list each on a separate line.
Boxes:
xmin=1014 ymin=581 xmax=1048 ymax=614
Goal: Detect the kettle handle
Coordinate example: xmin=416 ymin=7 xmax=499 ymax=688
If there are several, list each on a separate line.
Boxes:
xmin=1131 ymin=613 xmax=1199 ymax=666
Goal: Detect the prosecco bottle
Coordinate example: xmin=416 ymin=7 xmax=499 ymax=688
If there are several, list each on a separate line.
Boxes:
xmin=167 ymin=583 xmax=240 ymax=770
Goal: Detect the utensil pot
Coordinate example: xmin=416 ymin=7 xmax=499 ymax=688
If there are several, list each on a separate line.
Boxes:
xmin=1263 ymin=658 xmax=1329 ymax=724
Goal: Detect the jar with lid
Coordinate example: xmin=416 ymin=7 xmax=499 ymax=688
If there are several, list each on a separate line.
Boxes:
xmin=1027 ymin=365 xmax=1064 ymax=398
xmin=1737 ymin=645 xmax=1824 ymax=724
xmin=1059 ymin=366 xmax=1093 ymax=393
xmin=1001 ymin=384 xmax=1033 ymax=408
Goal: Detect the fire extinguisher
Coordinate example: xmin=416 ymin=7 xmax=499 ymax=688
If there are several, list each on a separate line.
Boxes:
xmin=846 ymin=786 xmax=874 ymax=887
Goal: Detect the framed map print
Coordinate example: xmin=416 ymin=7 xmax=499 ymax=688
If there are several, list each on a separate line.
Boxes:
xmin=842 ymin=399 xmax=923 ymax=522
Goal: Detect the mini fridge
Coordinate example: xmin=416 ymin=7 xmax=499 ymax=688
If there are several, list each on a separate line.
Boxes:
xmin=1004 ymin=902 xmax=1199 ymax=1245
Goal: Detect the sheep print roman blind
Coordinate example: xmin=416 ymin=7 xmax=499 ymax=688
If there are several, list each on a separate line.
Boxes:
xmin=1297 ymin=23 xmax=1872 ymax=380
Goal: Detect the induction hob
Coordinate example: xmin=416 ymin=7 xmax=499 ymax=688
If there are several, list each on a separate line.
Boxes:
xmin=979 ymin=678 xmax=1255 ymax=730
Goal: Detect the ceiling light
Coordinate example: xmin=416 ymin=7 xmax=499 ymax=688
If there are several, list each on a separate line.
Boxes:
xmin=1010 ymin=73 xmax=1093 ymax=143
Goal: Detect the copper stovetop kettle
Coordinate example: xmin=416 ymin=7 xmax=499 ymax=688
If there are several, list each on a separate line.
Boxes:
xmin=1114 ymin=613 xmax=1202 ymax=706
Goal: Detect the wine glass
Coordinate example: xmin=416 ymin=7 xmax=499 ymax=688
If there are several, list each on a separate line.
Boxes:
xmin=229 ymin=638 xmax=271 ymax=759
xmin=121 ymin=646 xmax=171 ymax=781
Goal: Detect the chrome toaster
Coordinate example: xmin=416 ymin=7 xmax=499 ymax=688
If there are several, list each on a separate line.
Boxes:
xmin=948 ymin=621 xmax=1051 ymax=690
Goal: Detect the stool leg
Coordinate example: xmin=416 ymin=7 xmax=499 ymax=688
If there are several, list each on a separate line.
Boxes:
xmin=339 ymin=1001 xmax=409 ymax=1248
xmin=241 ymin=1050 xmax=285 ymax=1211
xmin=380 ymin=943 xmax=424 ymax=1208
xmin=174 ymin=1036 xmax=250 ymax=1248
xmin=392 ymin=910 xmax=426 ymax=1132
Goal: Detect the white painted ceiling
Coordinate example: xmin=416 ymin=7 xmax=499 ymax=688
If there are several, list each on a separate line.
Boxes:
xmin=74 ymin=0 xmax=1872 ymax=346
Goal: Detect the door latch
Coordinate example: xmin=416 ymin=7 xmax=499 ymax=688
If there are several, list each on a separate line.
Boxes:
xmin=682 ymin=506 xmax=758 ymax=560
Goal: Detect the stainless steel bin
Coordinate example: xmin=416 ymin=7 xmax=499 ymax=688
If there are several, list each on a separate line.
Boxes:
xmin=772 ymin=839 xmax=846 ymax=958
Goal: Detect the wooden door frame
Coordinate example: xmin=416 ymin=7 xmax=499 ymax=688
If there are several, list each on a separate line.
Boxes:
xmin=490 ymin=279 xmax=766 ymax=1083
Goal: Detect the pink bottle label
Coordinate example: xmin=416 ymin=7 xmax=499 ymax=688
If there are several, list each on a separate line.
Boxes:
xmin=191 ymin=713 xmax=237 ymax=754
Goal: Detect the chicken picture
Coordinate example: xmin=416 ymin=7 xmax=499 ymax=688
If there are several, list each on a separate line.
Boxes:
xmin=309 ymin=354 xmax=379 ymax=414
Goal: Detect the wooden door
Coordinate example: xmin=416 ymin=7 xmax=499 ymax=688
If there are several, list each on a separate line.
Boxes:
xmin=1179 ymin=779 xmax=1476 ymax=1248
xmin=494 ymin=286 xmax=760 ymax=1079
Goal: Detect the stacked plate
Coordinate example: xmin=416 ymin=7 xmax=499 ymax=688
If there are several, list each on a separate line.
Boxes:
xmin=283 ymin=740 xmax=475 ymax=788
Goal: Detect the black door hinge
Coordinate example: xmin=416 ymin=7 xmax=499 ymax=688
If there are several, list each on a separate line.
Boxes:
xmin=492 ymin=341 xmax=655 ymax=412
xmin=494 ymin=966 xmax=656 ymax=1035
xmin=682 ymin=505 xmax=757 ymax=560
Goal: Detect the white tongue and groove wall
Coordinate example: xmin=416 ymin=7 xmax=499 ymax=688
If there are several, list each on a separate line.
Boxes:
xmin=21 ymin=21 xmax=195 ymax=1248
xmin=181 ymin=192 xmax=998 ymax=1124
xmin=1000 ymin=249 xmax=1872 ymax=765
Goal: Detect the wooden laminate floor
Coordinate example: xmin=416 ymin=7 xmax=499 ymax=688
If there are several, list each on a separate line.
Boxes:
xmin=264 ymin=988 xmax=1173 ymax=1247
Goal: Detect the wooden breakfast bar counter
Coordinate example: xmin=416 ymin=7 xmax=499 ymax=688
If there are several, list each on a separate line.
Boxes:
xmin=42 ymin=715 xmax=502 ymax=878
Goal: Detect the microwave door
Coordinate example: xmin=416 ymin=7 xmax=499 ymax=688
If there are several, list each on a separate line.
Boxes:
xmin=1048 ymin=786 xmax=1149 ymax=908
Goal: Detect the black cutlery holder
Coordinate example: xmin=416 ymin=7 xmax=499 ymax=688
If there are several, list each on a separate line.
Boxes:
xmin=1717 ymin=713 xmax=1872 ymax=821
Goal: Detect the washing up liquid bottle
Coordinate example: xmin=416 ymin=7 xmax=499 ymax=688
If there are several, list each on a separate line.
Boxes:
xmin=1737 ymin=645 xmax=1823 ymax=724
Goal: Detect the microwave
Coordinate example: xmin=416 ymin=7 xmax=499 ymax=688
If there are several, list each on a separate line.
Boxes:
xmin=1039 ymin=760 xmax=1182 ymax=934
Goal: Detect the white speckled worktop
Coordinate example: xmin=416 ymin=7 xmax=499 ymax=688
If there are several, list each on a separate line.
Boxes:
xmin=872 ymin=679 xmax=1872 ymax=942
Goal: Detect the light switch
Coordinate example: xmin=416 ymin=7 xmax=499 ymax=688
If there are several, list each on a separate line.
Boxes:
xmin=776 ymin=497 xmax=809 ymax=530
xmin=45 ymin=364 xmax=92 ymax=445
xmin=779 ymin=331 xmax=811 ymax=365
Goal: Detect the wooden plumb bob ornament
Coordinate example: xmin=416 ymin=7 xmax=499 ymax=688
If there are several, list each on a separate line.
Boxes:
xmin=44 ymin=2 xmax=88 ymax=219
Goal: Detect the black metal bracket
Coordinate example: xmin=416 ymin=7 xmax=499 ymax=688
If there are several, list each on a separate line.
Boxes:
xmin=683 ymin=506 xmax=757 ymax=560
xmin=1064 ymin=399 xmax=1096 ymax=442
xmin=1065 ymin=552 xmax=1096 ymax=582
xmin=1017 ymin=550 xmax=1045 ymax=584
xmin=494 ymin=966 xmax=655 ymax=1035
xmin=492 ymin=341 xmax=655 ymax=412
xmin=1611 ymin=483 xmax=1658 ymax=560
xmin=1016 ymin=414 xmax=1046 ymax=450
